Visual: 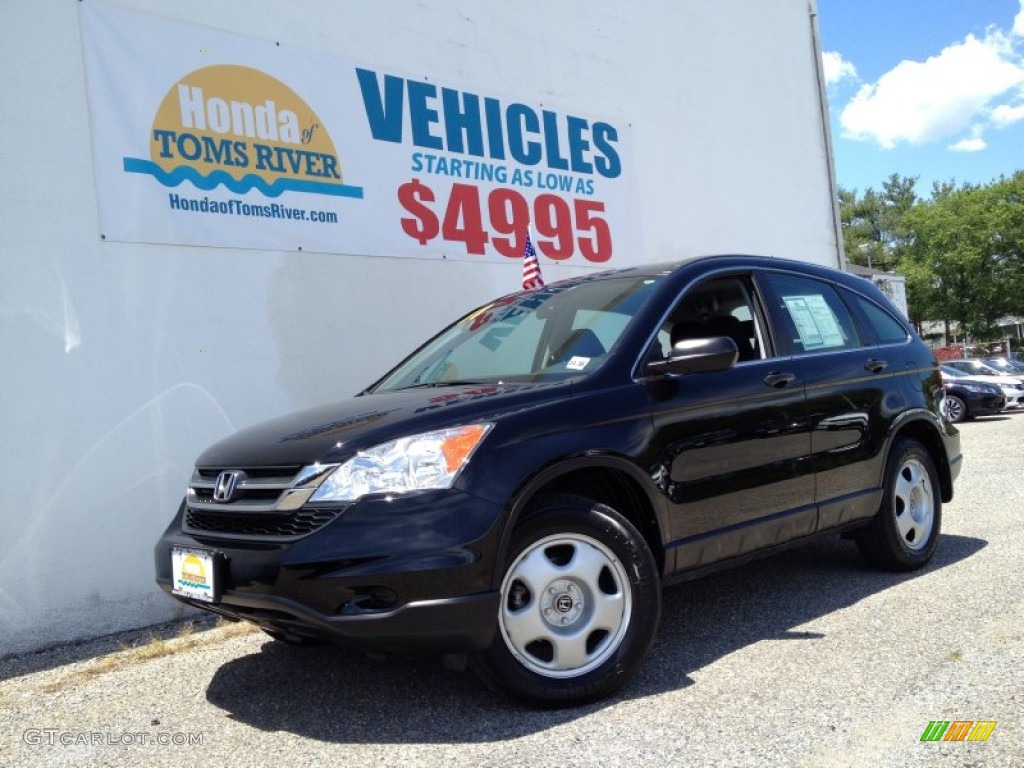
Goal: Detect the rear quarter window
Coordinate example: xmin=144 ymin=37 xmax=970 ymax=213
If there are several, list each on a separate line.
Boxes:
xmin=844 ymin=290 xmax=910 ymax=345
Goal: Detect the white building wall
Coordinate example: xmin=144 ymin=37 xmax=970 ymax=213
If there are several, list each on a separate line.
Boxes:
xmin=0 ymin=0 xmax=836 ymax=655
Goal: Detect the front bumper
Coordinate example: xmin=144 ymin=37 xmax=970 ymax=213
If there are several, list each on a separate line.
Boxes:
xmin=965 ymin=391 xmax=1005 ymax=417
xmin=1000 ymin=390 xmax=1023 ymax=408
xmin=154 ymin=489 xmax=505 ymax=654
xmin=159 ymin=585 xmax=500 ymax=653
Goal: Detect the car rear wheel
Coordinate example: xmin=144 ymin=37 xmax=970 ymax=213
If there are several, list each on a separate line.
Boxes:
xmin=856 ymin=438 xmax=941 ymax=571
xmin=474 ymin=494 xmax=660 ymax=707
xmin=944 ymin=394 xmax=967 ymax=423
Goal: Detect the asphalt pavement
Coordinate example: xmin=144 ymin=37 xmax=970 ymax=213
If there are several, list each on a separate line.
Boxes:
xmin=2 ymin=411 xmax=1021 ymax=767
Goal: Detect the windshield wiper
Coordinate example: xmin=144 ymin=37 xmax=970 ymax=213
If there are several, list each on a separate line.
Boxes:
xmin=394 ymin=379 xmax=496 ymax=390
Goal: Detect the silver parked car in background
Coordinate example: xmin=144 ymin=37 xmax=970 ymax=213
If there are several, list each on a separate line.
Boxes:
xmin=942 ymin=360 xmax=1024 ymax=409
xmin=983 ymin=357 xmax=1024 ymax=375
xmin=939 ymin=366 xmax=1005 ymax=422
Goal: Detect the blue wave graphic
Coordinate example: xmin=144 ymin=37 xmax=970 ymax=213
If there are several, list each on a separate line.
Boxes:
xmin=123 ymin=158 xmax=364 ymax=199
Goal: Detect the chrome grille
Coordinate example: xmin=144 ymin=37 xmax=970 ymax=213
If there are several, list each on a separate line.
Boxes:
xmin=183 ymin=462 xmax=341 ymax=539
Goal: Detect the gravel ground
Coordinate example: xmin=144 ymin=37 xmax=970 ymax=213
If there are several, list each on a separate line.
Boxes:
xmin=2 ymin=414 xmax=1022 ymax=767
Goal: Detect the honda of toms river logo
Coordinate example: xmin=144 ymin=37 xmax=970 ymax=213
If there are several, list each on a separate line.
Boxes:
xmin=123 ymin=65 xmax=363 ymax=199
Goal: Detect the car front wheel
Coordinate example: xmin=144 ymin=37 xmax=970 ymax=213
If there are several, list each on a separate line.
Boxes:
xmin=944 ymin=394 xmax=967 ymax=423
xmin=474 ymin=494 xmax=660 ymax=707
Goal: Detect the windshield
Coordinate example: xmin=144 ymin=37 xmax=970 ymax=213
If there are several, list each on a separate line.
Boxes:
xmin=373 ymin=275 xmax=661 ymax=391
xmin=985 ymin=358 xmax=1024 ymax=373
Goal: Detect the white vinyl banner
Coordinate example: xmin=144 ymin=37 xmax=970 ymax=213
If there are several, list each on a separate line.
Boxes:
xmin=80 ymin=2 xmax=634 ymax=267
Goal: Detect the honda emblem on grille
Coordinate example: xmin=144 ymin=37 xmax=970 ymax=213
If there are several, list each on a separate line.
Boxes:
xmin=212 ymin=470 xmax=243 ymax=502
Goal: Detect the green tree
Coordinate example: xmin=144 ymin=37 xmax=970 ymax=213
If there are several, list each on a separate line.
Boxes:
xmin=898 ymin=172 xmax=1024 ymax=338
xmin=838 ymin=174 xmax=918 ymax=270
xmin=879 ymin=173 xmax=918 ymax=261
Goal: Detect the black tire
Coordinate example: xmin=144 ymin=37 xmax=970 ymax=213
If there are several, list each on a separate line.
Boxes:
xmin=944 ymin=394 xmax=967 ymax=423
xmin=473 ymin=494 xmax=660 ymax=707
xmin=856 ymin=438 xmax=941 ymax=571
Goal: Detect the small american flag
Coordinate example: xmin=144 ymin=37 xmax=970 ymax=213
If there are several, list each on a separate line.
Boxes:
xmin=522 ymin=228 xmax=544 ymax=290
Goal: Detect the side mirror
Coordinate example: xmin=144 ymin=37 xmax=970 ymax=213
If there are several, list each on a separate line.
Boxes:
xmin=647 ymin=336 xmax=738 ymax=375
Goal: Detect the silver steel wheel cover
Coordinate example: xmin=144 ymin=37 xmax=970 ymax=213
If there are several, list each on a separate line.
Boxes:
xmin=498 ymin=533 xmax=633 ymax=678
xmin=893 ymin=457 xmax=935 ymax=552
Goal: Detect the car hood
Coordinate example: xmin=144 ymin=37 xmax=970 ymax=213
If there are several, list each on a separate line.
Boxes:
xmin=942 ymin=376 xmax=999 ymax=391
xmin=195 ymin=380 xmax=574 ymax=468
xmin=946 ymin=374 xmax=1022 ymax=387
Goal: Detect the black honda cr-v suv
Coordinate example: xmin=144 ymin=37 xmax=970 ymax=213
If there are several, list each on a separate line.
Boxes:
xmin=156 ymin=255 xmax=961 ymax=706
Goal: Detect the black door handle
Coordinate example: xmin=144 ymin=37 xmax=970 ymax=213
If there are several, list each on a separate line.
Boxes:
xmin=864 ymin=359 xmax=888 ymax=373
xmin=764 ymin=372 xmax=796 ymax=389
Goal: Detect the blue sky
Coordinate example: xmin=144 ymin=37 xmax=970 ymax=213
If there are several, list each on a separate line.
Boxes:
xmin=817 ymin=0 xmax=1024 ymax=195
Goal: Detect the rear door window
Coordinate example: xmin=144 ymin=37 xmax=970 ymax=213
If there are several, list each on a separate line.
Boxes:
xmin=761 ymin=273 xmax=862 ymax=355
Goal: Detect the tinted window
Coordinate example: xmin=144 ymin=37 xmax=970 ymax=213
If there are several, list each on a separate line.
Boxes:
xmin=654 ymin=275 xmax=765 ymax=362
xmin=573 ymin=309 xmax=632 ymax=352
xmin=435 ymin=312 xmax=547 ymax=379
xmin=764 ymin=273 xmax=861 ymax=354
xmin=845 ymin=290 xmax=909 ymax=344
xmin=950 ymin=360 xmax=1000 ymax=376
xmin=374 ymin=276 xmax=660 ymax=389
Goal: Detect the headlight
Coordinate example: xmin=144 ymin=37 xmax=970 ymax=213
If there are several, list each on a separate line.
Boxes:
xmin=961 ymin=383 xmax=991 ymax=393
xmin=310 ymin=423 xmax=493 ymax=502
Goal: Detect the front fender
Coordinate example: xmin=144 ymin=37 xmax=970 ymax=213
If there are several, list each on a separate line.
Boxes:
xmin=491 ymin=453 xmax=670 ymax=587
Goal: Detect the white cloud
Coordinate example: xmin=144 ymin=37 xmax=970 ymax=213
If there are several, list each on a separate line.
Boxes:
xmin=949 ymin=126 xmax=988 ymax=152
xmin=991 ymin=102 xmax=1024 ymax=125
xmin=839 ymin=29 xmax=1024 ymax=150
xmin=822 ymin=51 xmax=857 ymax=86
xmin=948 ymin=137 xmax=987 ymax=152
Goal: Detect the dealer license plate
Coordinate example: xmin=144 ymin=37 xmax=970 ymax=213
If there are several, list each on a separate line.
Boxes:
xmin=171 ymin=547 xmax=218 ymax=603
